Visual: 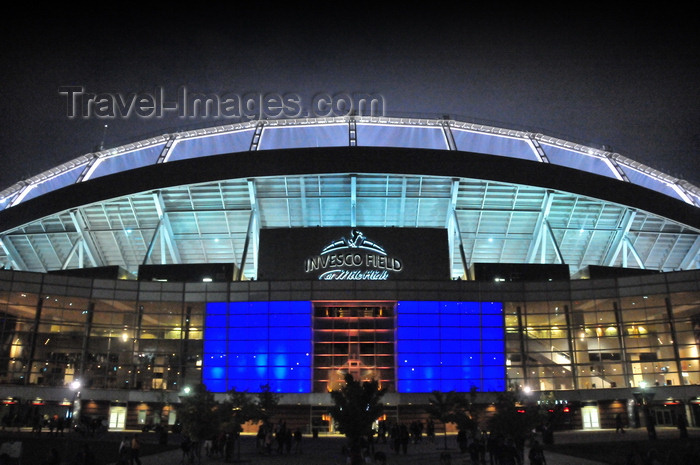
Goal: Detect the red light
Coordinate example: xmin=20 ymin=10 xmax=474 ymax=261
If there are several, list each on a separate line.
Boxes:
xmin=563 ymin=407 xmax=570 ymax=413
xmin=517 ymin=409 xmax=526 ymax=413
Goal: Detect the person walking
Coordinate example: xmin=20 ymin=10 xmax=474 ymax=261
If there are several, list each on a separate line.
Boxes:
xmin=528 ymin=440 xmax=546 ymax=465
xmin=130 ymin=433 xmax=142 ymax=465
xmin=677 ymin=413 xmax=689 ymax=439
xmin=181 ymin=433 xmax=192 ymax=464
xmin=399 ymin=423 xmax=410 ymax=455
xmin=293 ymin=428 xmax=303 ymax=454
xmin=645 ymin=411 xmax=657 ymax=440
xmin=118 ymin=436 xmax=131 ymax=465
xmin=615 ymin=413 xmax=626 ymax=434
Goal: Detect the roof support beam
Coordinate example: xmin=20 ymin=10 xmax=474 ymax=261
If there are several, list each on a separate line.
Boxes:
xmin=152 ymin=192 xmax=182 ymax=264
xmin=527 ymin=136 xmax=550 ymax=163
xmin=350 ymin=175 xmax=357 ymax=227
xmin=526 ymin=191 xmax=554 ymax=263
xmin=68 ymin=210 xmax=102 ymax=268
xmin=0 ymin=236 xmax=28 ymax=271
xmin=452 ymin=209 xmax=468 ymax=279
xmin=300 ymin=177 xmax=308 ymax=227
xmin=24 ymin=237 xmax=47 ymax=272
xmin=679 ymin=236 xmax=700 ymax=270
xmin=237 ymin=210 xmax=255 ymax=280
xmin=251 ymin=180 xmax=261 ymax=277
xmin=624 ymin=236 xmax=645 ymax=269
xmin=237 ymin=179 xmax=260 ymax=280
xmin=446 ymin=179 xmax=468 ymax=278
xmin=545 ymin=219 xmax=565 ymax=264
xmin=142 ymin=218 xmax=163 ymax=265
xmin=399 ymin=177 xmax=407 ymax=228
xmin=349 ymin=118 xmax=357 ymax=147
xmin=62 ymin=238 xmax=84 ymax=269
xmin=441 ymin=120 xmax=457 ymax=151
xmin=659 ymin=235 xmax=682 ymax=270
xmin=602 ymin=209 xmax=637 ymax=267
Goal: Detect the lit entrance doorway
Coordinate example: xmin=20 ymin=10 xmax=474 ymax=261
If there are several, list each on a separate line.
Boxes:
xmin=581 ymin=405 xmax=600 ymax=429
xmin=312 ymin=301 xmax=396 ymax=393
xmin=109 ymin=406 xmax=127 ymax=430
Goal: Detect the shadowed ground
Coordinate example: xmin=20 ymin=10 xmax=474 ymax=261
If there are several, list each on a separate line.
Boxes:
xmin=2 ymin=426 xmax=697 ymax=464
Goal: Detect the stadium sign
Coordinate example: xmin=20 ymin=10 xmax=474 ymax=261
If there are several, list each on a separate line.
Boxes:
xmin=258 ymin=227 xmax=449 ymax=281
xmin=304 ymin=229 xmax=403 ymax=280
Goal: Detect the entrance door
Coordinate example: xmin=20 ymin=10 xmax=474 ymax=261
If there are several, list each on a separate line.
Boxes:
xmin=581 ymin=406 xmax=600 ymax=429
xmin=653 ymin=409 xmax=674 ymax=426
xmin=109 ymin=406 xmax=127 ymax=430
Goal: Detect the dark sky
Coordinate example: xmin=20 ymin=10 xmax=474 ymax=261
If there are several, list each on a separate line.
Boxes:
xmin=1 ymin=11 xmax=698 ymax=192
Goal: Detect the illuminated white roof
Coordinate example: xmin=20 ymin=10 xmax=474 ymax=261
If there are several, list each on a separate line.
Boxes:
xmin=0 ymin=116 xmax=698 ymax=277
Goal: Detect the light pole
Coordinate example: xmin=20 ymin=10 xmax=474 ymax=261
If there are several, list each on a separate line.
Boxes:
xmin=69 ymin=379 xmax=82 ymax=430
xmin=634 ymin=381 xmax=656 ymax=438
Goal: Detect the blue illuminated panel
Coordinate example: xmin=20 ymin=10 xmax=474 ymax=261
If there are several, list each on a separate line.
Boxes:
xmin=203 ymin=301 xmax=312 ymax=393
xmin=396 ymin=301 xmax=505 ymax=393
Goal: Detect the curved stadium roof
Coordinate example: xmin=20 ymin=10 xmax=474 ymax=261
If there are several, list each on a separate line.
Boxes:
xmin=0 ymin=115 xmax=698 ymax=279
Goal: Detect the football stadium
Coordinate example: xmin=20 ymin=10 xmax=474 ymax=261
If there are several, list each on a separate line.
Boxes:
xmin=0 ymin=115 xmax=698 ymax=432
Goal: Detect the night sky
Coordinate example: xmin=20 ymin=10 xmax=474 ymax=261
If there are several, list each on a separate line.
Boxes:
xmin=1 ymin=11 xmax=698 ymax=192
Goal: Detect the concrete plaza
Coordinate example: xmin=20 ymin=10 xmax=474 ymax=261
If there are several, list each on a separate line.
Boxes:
xmin=108 ymin=427 xmax=697 ymax=465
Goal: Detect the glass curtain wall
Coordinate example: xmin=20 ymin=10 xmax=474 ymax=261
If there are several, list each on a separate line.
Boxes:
xmin=504 ymin=301 xmax=575 ymax=391
xmin=505 ymin=289 xmax=700 ymax=391
xmin=0 ymin=276 xmax=203 ymax=391
xmin=571 ymin=297 xmax=626 ymax=389
xmin=0 ymin=290 xmax=42 ymax=385
xmin=0 ymin=271 xmax=698 ymax=393
xmin=671 ymin=291 xmax=700 ymax=385
xmin=34 ymin=294 xmax=91 ymax=387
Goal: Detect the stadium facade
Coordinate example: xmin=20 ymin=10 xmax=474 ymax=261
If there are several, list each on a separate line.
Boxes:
xmin=0 ymin=116 xmax=698 ymax=432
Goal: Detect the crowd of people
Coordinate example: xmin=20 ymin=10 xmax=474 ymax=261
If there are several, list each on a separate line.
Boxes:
xmin=19 ymin=411 xmax=697 ymax=465
xmin=116 ymin=433 xmax=142 ymax=465
xmin=254 ymin=420 xmax=304 ymax=456
xmin=2 ymin=411 xmax=72 ymax=436
xmin=338 ymin=418 xmax=545 ymax=465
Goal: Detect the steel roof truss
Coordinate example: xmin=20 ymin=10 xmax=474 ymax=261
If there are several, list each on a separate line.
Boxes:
xmin=602 ymin=209 xmax=637 ymax=267
xmin=526 ymin=191 xmax=554 ymax=263
xmin=624 ymin=236 xmax=645 ymax=269
xmin=68 ymin=210 xmax=102 ymax=268
xmin=446 ymin=180 xmax=466 ymax=276
xmin=544 ymin=219 xmax=565 ymax=264
xmin=300 ymin=177 xmax=308 ymax=227
xmin=659 ymin=234 xmax=682 ymax=270
xmin=679 ymin=236 xmax=700 ymax=269
xmin=0 ymin=235 xmax=28 ymax=271
xmin=399 ymin=177 xmax=407 ymax=228
xmin=351 ymin=175 xmax=357 ymax=228
xmin=152 ymin=193 xmax=182 ymax=264
xmin=62 ymin=237 xmax=88 ymax=269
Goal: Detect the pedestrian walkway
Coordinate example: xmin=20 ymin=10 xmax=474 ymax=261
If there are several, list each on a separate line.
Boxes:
xmin=111 ymin=426 xmax=700 ymax=465
xmin=107 ymin=431 xmax=612 ymax=465
xmin=109 ymin=447 xmax=606 ymax=465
